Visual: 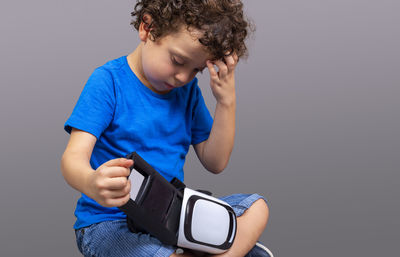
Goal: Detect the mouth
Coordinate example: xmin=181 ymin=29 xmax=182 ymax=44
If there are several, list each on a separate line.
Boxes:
xmin=164 ymin=82 xmax=175 ymax=90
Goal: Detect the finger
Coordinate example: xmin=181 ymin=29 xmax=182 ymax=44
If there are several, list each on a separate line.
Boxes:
xmin=100 ymin=180 xmax=130 ymax=204
xmin=104 ymin=176 xmax=129 ymax=190
xmin=102 ymin=158 xmax=134 ymax=168
xmin=103 ymin=188 xmax=127 ymax=199
xmin=224 ymin=54 xmax=236 ymax=71
xmin=214 ymin=59 xmax=228 ymax=77
xmin=233 ymin=52 xmax=239 ymax=62
xmin=107 ymin=184 xmax=131 ymax=199
xmin=103 ymin=166 xmax=131 ymax=178
xmin=207 ymin=60 xmax=219 ymax=81
xmin=115 ymin=193 xmax=131 ymax=207
xmin=103 ymin=193 xmax=131 ymax=207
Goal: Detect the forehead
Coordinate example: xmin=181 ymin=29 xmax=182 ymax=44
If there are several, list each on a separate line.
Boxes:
xmin=159 ymin=27 xmax=212 ymax=61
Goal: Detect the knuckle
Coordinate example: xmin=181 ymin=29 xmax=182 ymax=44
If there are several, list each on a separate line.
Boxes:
xmin=95 ymin=179 xmax=105 ymax=189
xmin=125 ymin=180 xmax=131 ymax=190
xmin=99 ymin=190 xmax=107 ymax=199
xmin=96 ymin=167 xmax=104 ymax=175
xmin=99 ymin=167 xmax=109 ymax=177
xmin=116 ymin=196 xmax=129 ymax=207
xmin=120 ymin=177 xmax=128 ymax=186
xmin=122 ymin=166 xmax=129 ymax=174
xmin=115 ymin=179 xmax=127 ymax=189
xmin=104 ymin=199 xmax=112 ymax=207
xmin=123 ymin=194 xmax=130 ymax=204
xmin=98 ymin=199 xmax=106 ymax=206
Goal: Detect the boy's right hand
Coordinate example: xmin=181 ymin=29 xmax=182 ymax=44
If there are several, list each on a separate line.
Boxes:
xmin=86 ymin=158 xmax=134 ymax=207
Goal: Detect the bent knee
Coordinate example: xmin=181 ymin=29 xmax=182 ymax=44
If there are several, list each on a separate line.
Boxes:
xmin=249 ymin=198 xmax=269 ymax=225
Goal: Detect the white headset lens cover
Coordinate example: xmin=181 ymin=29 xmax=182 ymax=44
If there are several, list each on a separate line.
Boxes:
xmin=191 ymin=199 xmax=230 ymax=245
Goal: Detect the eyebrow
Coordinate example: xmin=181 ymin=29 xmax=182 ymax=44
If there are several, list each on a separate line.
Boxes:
xmin=171 ymin=50 xmax=207 ymax=70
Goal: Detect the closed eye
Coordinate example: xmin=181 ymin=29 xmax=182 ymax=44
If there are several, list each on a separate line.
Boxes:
xmin=172 ymin=56 xmax=204 ymax=74
xmin=171 ymin=57 xmax=184 ymax=66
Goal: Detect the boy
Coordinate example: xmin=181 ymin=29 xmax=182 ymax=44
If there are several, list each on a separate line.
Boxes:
xmin=61 ymin=0 xmax=272 ymax=256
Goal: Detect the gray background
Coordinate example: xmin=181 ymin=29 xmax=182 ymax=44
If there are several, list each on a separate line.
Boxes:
xmin=1 ymin=0 xmax=399 ymax=256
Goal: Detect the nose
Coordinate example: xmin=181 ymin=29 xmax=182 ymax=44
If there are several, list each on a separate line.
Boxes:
xmin=174 ymin=71 xmax=193 ymax=85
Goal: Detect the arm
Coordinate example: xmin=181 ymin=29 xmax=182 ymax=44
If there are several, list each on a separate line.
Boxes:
xmin=194 ymin=53 xmax=239 ymax=174
xmin=60 ymin=128 xmax=133 ymax=207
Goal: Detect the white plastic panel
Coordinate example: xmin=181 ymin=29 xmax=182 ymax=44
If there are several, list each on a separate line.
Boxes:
xmin=129 ymin=168 xmax=145 ymax=201
xmin=191 ymin=199 xmax=230 ymax=245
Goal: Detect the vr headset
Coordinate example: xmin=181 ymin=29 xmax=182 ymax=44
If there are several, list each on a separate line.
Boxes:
xmin=119 ymin=152 xmax=237 ymax=254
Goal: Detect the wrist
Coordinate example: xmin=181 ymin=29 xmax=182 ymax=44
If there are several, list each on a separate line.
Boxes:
xmin=216 ymin=96 xmax=236 ymax=109
xmin=82 ymin=168 xmax=96 ymax=197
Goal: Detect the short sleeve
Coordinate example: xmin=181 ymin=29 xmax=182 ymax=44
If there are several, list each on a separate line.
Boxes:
xmin=64 ymin=67 xmax=116 ymax=139
xmin=191 ymin=83 xmax=213 ymax=145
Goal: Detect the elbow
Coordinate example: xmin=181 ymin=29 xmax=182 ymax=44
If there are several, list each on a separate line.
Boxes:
xmin=60 ymin=150 xmax=75 ymax=179
xmin=199 ymin=147 xmax=231 ymax=174
xmin=206 ymin=160 xmax=228 ymax=174
xmin=60 ymin=151 xmax=68 ymax=177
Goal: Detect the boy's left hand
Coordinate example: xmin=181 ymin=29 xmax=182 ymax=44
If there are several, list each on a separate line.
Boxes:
xmin=206 ymin=52 xmax=238 ymax=106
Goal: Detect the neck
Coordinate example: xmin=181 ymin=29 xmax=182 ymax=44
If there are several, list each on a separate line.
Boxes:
xmin=127 ymin=44 xmax=150 ymax=87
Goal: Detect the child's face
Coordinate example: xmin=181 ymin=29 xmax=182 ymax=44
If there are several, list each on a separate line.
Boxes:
xmin=140 ymin=27 xmax=211 ymax=94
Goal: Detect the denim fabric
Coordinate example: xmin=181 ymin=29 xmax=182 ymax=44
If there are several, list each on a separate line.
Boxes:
xmin=75 ymin=193 xmax=268 ymax=257
xmin=75 ymin=220 xmax=175 ymax=257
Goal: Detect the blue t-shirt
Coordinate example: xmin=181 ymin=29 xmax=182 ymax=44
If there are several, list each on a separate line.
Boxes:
xmin=64 ymin=56 xmax=213 ymax=229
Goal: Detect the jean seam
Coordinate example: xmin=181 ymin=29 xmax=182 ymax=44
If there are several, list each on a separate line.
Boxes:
xmin=239 ymin=194 xmax=261 ymax=207
xmin=80 ymin=227 xmax=99 ymax=257
xmin=231 ymin=194 xmax=267 ymax=217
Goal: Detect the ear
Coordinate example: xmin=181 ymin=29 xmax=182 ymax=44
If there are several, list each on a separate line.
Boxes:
xmin=138 ymin=14 xmax=153 ymax=42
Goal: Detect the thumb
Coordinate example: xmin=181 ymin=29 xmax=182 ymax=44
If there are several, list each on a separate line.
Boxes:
xmin=103 ymin=158 xmax=133 ymax=168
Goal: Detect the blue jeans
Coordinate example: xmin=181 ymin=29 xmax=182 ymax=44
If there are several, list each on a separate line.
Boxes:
xmin=75 ymin=194 xmax=267 ymax=257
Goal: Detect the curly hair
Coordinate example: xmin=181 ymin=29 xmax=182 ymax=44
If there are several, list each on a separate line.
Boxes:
xmin=131 ymin=0 xmax=254 ymax=60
